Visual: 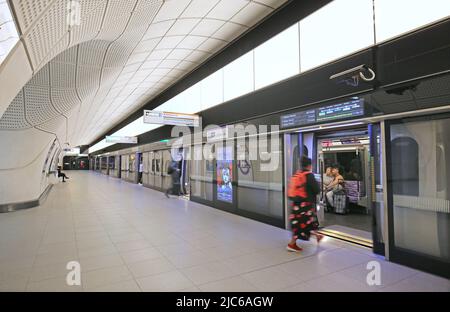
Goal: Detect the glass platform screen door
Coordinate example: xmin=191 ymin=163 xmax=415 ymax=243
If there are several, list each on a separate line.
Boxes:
xmin=213 ymin=143 xmax=237 ymax=212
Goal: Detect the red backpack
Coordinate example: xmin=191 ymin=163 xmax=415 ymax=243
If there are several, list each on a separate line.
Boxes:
xmin=288 ymin=170 xmax=308 ymax=200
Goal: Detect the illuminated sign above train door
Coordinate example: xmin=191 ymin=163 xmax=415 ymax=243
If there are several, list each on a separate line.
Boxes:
xmin=143 ymin=110 xmax=200 ymax=127
xmin=105 ymin=136 xmax=138 ymax=144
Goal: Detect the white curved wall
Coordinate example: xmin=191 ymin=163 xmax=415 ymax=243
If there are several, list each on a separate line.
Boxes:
xmin=0 ymin=0 xmax=286 ymax=206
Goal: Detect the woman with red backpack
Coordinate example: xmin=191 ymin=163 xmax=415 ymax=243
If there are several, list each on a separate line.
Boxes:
xmin=286 ymin=156 xmax=324 ymax=252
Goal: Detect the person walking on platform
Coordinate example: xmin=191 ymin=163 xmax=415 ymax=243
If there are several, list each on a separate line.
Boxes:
xmin=286 ymin=156 xmax=323 ymax=252
xmin=165 ymin=160 xmax=181 ymax=198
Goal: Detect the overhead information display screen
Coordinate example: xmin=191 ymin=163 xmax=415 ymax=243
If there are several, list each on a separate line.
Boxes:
xmin=316 ymin=99 xmax=364 ymax=122
xmin=280 ymin=98 xmax=365 ymax=129
xmin=280 ymin=109 xmax=316 ymax=129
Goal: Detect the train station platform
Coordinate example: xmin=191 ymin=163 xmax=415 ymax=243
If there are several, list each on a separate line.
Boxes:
xmin=0 ymin=172 xmax=448 ymax=292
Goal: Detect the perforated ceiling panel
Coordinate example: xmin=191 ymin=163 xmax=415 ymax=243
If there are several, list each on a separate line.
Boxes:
xmin=13 ymin=0 xmax=54 ymax=32
xmin=24 ymin=84 xmax=60 ymax=125
xmin=22 ymin=0 xmax=68 ymax=70
xmin=0 ymin=90 xmax=30 ymax=130
xmin=2 ymin=0 xmax=288 ymax=147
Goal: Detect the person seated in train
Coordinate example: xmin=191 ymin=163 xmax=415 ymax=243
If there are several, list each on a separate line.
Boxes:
xmin=322 ymin=166 xmax=334 ymax=191
xmin=325 ymin=164 xmax=345 ymax=208
xmin=57 ymin=166 xmax=69 ymax=182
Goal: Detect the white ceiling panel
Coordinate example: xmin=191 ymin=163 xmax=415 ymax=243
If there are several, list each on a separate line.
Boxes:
xmin=153 ymin=0 xmax=191 ymax=22
xmin=177 ymin=35 xmax=207 ymax=49
xmin=231 ymin=1 xmax=273 ymax=26
xmin=147 ymin=49 xmax=172 ymax=60
xmin=252 ymin=0 xmax=288 ymax=9
xmin=51 ymin=88 xmax=80 ymax=114
xmin=166 ymin=18 xmax=200 ymax=36
xmin=207 ymin=0 xmax=250 ymax=21
xmin=159 ymin=59 xmax=181 ymax=68
xmin=175 ymin=60 xmax=197 ymax=71
xmin=127 ymin=52 xmax=149 ymax=64
xmin=198 ymin=38 xmax=228 ymax=54
xmin=24 ymin=85 xmax=60 ymax=125
xmin=0 ymin=90 xmax=30 ymax=130
xmin=212 ymin=22 xmax=248 ymax=40
xmin=181 ymin=0 xmax=221 ymax=18
xmin=10 ymin=0 xmax=54 ymax=32
xmin=50 ymin=62 xmax=76 ymax=89
xmin=143 ymin=20 xmax=176 ymax=40
xmin=167 ymin=48 xmax=194 ymax=60
xmin=190 ymin=19 xmax=226 ymax=37
xmin=141 ymin=59 xmax=161 ymax=69
xmin=156 ymin=35 xmax=185 ymax=49
xmin=134 ymin=38 xmax=160 ymax=53
xmin=69 ymin=0 xmax=108 ymax=44
xmin=184 ymin=50 xmax=211 ymax=63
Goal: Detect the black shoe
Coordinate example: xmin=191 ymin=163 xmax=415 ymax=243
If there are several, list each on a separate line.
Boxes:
xmin=165 ymin=192 xmax=170 ymax=198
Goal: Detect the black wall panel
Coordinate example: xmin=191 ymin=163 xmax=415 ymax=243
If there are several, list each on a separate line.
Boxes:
xmin=377 ymin=18 xmax=450 ymax=87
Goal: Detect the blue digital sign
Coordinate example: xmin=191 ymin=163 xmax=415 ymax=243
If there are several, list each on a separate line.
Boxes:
xmin=280 ymin=98 xmax=365 ymax=129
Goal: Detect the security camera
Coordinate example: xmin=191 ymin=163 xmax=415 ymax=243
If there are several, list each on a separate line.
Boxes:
xmin=329 ymin=64 xmax=376 ymax=87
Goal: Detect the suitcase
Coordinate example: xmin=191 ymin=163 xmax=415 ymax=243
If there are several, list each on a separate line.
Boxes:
xmin=317 ymin=199 xmax=325 ymax=224
xmin=333 ymin=192 xmax=348 ymax=214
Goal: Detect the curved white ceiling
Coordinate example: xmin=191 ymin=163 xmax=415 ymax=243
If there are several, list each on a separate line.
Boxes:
xmin=0 ymin=0 xmax=287 ymax=147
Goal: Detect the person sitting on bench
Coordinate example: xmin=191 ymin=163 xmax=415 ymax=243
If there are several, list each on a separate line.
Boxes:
xmin=325 ymin=164 xmax=345 ymax=209
xmin=57 ymin=166 xmax=69 ymax=182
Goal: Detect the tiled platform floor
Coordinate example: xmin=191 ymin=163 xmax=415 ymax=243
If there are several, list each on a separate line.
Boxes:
xmin=0 ymin=171 xmax=448 ymax=292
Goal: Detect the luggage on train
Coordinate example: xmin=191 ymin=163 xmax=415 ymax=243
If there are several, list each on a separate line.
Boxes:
xmin=333 ymin=191 xmax=348 ymax=214
xmin=317 ymin=199 xmax=325 ymax=224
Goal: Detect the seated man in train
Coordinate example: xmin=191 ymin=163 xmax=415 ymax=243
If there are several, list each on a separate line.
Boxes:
xmin=325 ymin=165 xmax=345 ymax=209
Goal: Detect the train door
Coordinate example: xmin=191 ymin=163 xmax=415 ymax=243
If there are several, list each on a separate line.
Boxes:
xmin=129 ymin=153 xmax=137 ymax=183
xmin=116 ymin=156 xmax=121 ymax=178
xmin=148 ymin=152 xmax=155 ymax=187
xmin=316 ymin=131 xmax=372 ymax=244
xmin=142 ymin=152 xmax=149 ymax=186
xmin=120 ymin=155 xmax=128 ymax=180
xmin=154 ymin=151 xmax=162 ymax=189
xmin=162 ymin=149 xmax=172 ymax=191
xmin=180 ymin=147 xmax=190 ymax=198
xmin=137 ymin=153 xmax=143 ymax=184
xmin=284 ymin=125 xmax=384 ymax=249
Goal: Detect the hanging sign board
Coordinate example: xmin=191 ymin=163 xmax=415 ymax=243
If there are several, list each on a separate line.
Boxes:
xmin=63 ymin=147 xmax=80 ymax=155
xmin=143 ymin=110 xmax=200 ymax=127
xmin=105 ymin=136 xmax=138 ymax=144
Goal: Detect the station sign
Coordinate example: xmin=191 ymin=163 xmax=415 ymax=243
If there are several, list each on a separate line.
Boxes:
xmin=63 ymin=147 xmax=80 ymax=155
xmin=105 ymin=136 xmax=138 ymax=144
xmin=143 ymin=110 xmax=200 ymax=127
